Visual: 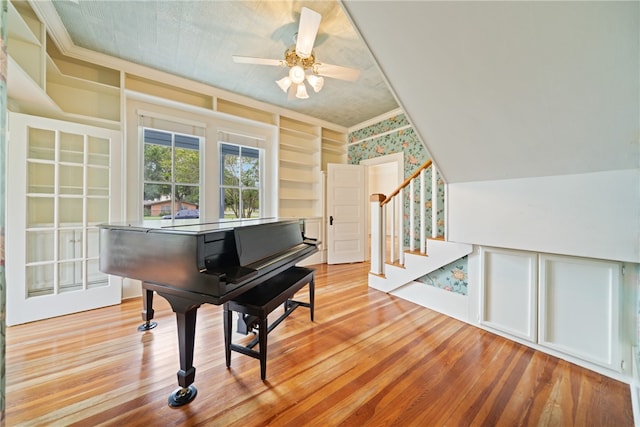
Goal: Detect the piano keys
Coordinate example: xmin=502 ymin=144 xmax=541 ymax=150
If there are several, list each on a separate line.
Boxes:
xmin=99 ymin=217 xmax=318 ymax=406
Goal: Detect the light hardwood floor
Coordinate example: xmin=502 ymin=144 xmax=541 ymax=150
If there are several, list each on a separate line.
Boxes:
xmin=6 ymin=262 xmax=634 ymax=426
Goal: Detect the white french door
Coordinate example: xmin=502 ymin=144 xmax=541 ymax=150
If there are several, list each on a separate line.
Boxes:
xmin=6 ymin=113 xmax=122 ymax=325
xmin=327 ymin=164 xmax=365 ymax=264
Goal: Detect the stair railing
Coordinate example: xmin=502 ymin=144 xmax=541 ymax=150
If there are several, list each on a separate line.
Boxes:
xmin=370 ymin=159 xmax=444 ymax=276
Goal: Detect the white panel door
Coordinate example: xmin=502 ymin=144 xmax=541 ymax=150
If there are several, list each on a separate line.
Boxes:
xmin=479 ymin=247 xmax=537 ymax=342
xmin=327 ymin=164 xmax=365 ymax=264
xmin=538 ymin=254 xmax=620 ymax=370
xmin=6 ymin=113 xmax=123 ymax=325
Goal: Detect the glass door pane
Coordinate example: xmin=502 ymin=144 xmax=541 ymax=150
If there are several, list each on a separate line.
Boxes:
xmin=87 ymin=166 xmax=109 ymax=196
xmin=59 ymin=164 xmax=83 ymax=195
xmin=59 ymin=197 xmax=83 ymax=226
xmin=26 ymin=264 xmax=55 ymax=297
xmin=28 ymin=127 xmax=55 ymax=161
xmin=26 ymin=230 xmax=55 ymax=263
xmin=28 ymin=162 xmax=54 ymax=194
xmin=59 ymin=132 xmax=84 ymax=163
xmin=87 ymin=136 xmax=109 ymax=166
xmin=27 ymin=197 xmax=54 ymax=227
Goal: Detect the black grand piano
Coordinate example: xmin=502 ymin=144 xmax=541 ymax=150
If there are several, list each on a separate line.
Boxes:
xmin=99 ymin=217 xmax=318 ymax=406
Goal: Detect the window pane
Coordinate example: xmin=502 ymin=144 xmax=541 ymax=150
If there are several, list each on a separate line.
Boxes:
xmin=175 ymin=184 xmax=199 ymax=213
xmin=222 ymin=188 xmax=240 ymax=218
xmin=175 ymin=146 xmax=200 ymax=184
xmin=242 ymin=189 xmax=260 ymax=218
xmin=144 ymin=183 xmax=171 ymax=218
xmin=242 ymin=146 xmax=259 ymax=159
xmin=175 ymin=134 xmax=199 ymax=150
xmin=144 ymin=129 xmax=172 ymax=147
xmin=221 ymin=144 xmax=240 ymax=186
xmin=144 ymin=143 xmax=172 ymax=182
xmin=241 ymin=153 xmax=260 ymax=188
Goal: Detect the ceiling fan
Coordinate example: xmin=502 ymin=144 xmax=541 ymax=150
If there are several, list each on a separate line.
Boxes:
xmin=232 ymin=7 xmax=361 ymax=100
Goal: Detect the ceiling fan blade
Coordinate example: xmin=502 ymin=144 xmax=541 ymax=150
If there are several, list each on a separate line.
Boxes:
xmin=295 ymin=7 xmax=321 ymax=59
xmin=314 ymin=63 xmax=361 ymax=82
xmin=232 ymin=55 xmax=284 ymax=67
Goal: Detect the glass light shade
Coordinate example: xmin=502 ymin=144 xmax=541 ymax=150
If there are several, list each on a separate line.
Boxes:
xmin=289 ymin=65 xmax=306 ymax=84
xmin=276 ymin=76 xmax=291 ymax=93
xmin=306 ymin=74 xmax=324 ymax=93
xmin=295 ymin=83 xmax=309 ymax=99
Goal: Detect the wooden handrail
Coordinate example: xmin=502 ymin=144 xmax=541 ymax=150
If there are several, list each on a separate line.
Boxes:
xmin=380 ymin=159 xmax=432 ymax=206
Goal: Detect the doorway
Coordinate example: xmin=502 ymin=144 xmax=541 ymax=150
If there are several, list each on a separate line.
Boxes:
xmin=361 ymin=153 xmax=403 ymax=260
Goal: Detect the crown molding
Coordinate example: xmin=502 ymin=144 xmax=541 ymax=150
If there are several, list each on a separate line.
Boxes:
xmin=347 ymin=107 xmax=404 ymax=135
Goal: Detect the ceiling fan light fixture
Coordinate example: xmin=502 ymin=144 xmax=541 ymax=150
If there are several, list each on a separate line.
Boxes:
xmin=306 ymin=74 xmax=324 ymax=93
xmin=289 ymin=65 xmax=306 ymax=84
xmin=296 ymin=83 xmax=309 ymax=99
xmin=276 ymin=76 xmax=292 ymax=93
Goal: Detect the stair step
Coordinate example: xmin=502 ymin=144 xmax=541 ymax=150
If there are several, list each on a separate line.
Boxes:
xmin=370 ymin=240 xmax=473 ymax=294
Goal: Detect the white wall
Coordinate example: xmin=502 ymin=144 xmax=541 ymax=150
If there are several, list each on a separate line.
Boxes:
xmin=448 ymin=169 xmax=640 ymax=263
xmin=344 ymin=1 xmax=639 ymax=184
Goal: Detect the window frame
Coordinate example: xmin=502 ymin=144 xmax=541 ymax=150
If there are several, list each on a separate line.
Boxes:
xmin=218 ymin=141 xmax=264 ymax=219
xmin=141 ymin=127 xmax=203 ymax=219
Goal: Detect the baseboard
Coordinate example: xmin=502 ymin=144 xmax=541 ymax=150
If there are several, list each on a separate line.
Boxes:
xmin=632 ymin=347 xmax=640 ymax=426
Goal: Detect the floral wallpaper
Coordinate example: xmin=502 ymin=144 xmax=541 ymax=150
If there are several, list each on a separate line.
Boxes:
xmin=348 ymin=113 xmax=468 ymax=295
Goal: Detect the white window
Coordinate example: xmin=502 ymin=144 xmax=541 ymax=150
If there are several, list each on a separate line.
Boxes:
xmin=219 ymin=142 xmax=262 ymax=219
xmin=142 ymin=128 xmax=201 ymax=219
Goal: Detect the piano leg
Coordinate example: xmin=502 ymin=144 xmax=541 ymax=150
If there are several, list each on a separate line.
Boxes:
xmin=224 ymin=303 xmax=232 ymax=369
xmin=137 ymin=287 xmax=157 ymax=331
xmin=154 ymin=291 xmax=200 ymax=407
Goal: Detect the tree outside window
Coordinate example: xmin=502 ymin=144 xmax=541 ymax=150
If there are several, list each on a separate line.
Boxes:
xmin=220 ymin=143 xmax=261 ymax=219
xmin=143 ymin=129 xmax=200 ymax=219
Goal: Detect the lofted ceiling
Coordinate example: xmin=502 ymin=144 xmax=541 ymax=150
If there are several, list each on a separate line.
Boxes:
xmin=44 ymin=0 xmax=398 ymax=129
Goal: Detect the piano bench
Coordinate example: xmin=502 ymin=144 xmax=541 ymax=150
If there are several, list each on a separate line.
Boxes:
xmin=223 ymin=266 xmax=315 ymax=380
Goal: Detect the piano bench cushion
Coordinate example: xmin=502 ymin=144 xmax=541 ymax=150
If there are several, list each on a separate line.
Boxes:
xmin=226 ymin=266 xmax=314 ymax=316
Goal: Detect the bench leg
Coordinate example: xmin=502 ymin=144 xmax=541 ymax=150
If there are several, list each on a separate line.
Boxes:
xmin=259 ymin=316 xmax=268 ymax=380
xmin=309 ymin=277 xmax=315 ymax=322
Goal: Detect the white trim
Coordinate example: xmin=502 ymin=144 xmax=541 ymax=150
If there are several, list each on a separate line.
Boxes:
xmin=348 ymin=107 xmax=404 ymax=134
xmin=347 ymin=124 xmax=412 ymax=146
xmin=136 ymin=108 xmax=208 ymax=130
xmin=631 ymin=347 xmax=640 ymax=426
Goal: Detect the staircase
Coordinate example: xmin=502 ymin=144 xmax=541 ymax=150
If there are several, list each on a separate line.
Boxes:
xmin=369 ymin=160 xmax=472 ymax=295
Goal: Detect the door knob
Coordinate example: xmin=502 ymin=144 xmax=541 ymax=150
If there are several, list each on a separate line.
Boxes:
xmin=329 ymin=216 xmax=333 ymax=225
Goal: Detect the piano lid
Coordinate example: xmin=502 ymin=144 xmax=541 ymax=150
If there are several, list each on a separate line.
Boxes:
xmin=99 ymin=217 xmax=301 ymax=235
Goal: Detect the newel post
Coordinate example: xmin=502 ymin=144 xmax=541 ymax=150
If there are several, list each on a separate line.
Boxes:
xmin=370 ymin=194 xmax=386 ymax=275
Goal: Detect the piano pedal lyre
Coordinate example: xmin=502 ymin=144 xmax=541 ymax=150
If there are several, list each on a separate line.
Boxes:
xmin=237 ymin=313 xmax=259 ymax=335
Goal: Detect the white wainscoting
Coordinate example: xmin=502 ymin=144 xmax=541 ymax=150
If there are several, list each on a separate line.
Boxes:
xmin=479 ymin=247 xmax=537 ymax=342
xmin=474 ymin=247 xmax=624 ymax=375
xmin=538 ymin=254 xmax=620 ymax=370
